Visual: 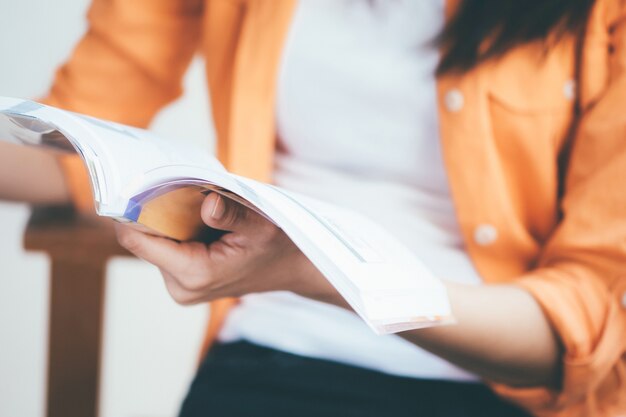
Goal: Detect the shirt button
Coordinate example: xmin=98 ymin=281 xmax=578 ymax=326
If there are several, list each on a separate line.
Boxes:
xmin=563 ymin=79 xmax=576 ymax=101
xmin=474 ymin=224 xmax=498 ymax=246
xmin=444 ymin=89 xmax=464 ymax=112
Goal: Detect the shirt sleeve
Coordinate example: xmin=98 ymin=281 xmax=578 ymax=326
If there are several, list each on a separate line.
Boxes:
xmin=40 ymin=0 xmax=204 ymax=211
xmin=489 ymin=1 xmax=626 ymax=415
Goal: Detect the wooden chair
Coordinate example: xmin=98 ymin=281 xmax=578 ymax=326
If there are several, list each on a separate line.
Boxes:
xmin=24 ymin=205 xmax=130 ymax=417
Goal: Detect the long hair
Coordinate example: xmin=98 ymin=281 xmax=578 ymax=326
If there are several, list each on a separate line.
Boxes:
xmin=436 ymin=0 xmax=595 ymax=74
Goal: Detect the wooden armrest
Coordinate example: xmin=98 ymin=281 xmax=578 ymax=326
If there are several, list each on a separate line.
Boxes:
xmin=24 ymin=205 xmax=129 ymax=260
xmin=23 ymin=205 xmax=131 ymax=417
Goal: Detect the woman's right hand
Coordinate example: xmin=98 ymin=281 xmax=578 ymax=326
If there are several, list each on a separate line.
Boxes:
xmin=0 ymin=141 xmax=69 ymax=204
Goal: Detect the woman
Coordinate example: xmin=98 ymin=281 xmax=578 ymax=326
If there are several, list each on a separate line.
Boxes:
xmin=2 ymin=0 xmax=625 ymax=416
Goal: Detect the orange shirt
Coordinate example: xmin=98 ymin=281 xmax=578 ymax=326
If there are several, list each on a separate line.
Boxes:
xmin=44 ymin=0 xmax=626 ymax=415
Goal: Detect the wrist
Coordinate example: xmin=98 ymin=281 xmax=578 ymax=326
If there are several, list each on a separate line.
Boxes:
xmin=289 ymin=252 xmax=350 ymax=309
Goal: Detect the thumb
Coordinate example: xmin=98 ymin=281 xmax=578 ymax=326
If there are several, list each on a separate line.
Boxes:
xmin=201 ymin=192 xmax=265 ymax=234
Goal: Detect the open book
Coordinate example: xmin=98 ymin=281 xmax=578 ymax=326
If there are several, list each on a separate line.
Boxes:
xmin=0 ymin=97 xmax=452 ymax=334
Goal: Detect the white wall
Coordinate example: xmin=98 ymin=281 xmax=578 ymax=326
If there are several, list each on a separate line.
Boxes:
xmin=0 ymin=1 xmax=215 ymax=416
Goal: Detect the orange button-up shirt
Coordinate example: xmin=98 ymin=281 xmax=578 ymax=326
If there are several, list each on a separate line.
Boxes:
xmin=44 ymin=1 xmax=626 ymax=415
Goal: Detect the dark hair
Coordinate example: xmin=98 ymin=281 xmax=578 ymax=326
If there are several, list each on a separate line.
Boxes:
xmin=436 ymin=0 xmax=595 ymax=74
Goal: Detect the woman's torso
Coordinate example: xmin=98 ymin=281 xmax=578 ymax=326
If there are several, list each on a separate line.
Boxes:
xmin=219 ymin=0 xmax=483 ymax=381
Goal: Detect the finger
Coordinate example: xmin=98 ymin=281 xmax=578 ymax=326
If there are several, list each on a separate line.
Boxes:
xmin=115 ymin=223 xmax=190 ymax=269
xmin=160 ymin=269 xmax=200 ymax=306
xmin=117 ymin=224 xmax=238 ymax=303
xmin=201 ymin=192 xmax=273 ymax=236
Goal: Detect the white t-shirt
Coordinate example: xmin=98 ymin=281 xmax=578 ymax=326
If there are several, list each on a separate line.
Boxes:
xmin=219 ymin=0 xmax=482 ymax=381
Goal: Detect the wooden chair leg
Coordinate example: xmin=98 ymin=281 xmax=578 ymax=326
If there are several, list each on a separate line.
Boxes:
xmin=46 ymin=258 xmax=106 ymax=417
xmin=24 ymin=206 xmax=129 ymax=417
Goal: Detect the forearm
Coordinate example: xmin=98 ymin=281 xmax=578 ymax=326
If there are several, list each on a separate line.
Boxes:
xmin=308 ymin=273 xmax=562 ymax=388
xmin=402 ymin=281 xmax=562 ymax=388
xmin=0 ymin=142 xmax=70 ymax=204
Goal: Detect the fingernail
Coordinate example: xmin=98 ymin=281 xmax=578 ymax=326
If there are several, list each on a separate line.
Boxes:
xmin=210 ymin=194 xmax=225 ymax=220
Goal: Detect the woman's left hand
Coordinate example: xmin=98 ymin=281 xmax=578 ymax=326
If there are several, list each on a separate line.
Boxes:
xmin=115 ymin=192 xmax=338 ymax=305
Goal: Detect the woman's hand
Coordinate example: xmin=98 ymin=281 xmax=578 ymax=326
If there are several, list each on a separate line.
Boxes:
xmin=116 ymin=192 xmax=561 ymax=388
xmin=115 ymin=192 xmax=339 ymax=305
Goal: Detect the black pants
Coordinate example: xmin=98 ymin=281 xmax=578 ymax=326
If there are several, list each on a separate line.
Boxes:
xmin=179 ymin=341 xmax=530 ymax=417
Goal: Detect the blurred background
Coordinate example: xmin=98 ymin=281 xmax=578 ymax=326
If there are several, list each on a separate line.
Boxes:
xmin=0 ymin=1 xmax=217 ymax=416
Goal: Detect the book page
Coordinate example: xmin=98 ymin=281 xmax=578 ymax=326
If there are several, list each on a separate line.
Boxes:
xmin=227 ymin=176 xmax=453 ymax=334
xmin=0 ymin=97 xmax=228 ymax=215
